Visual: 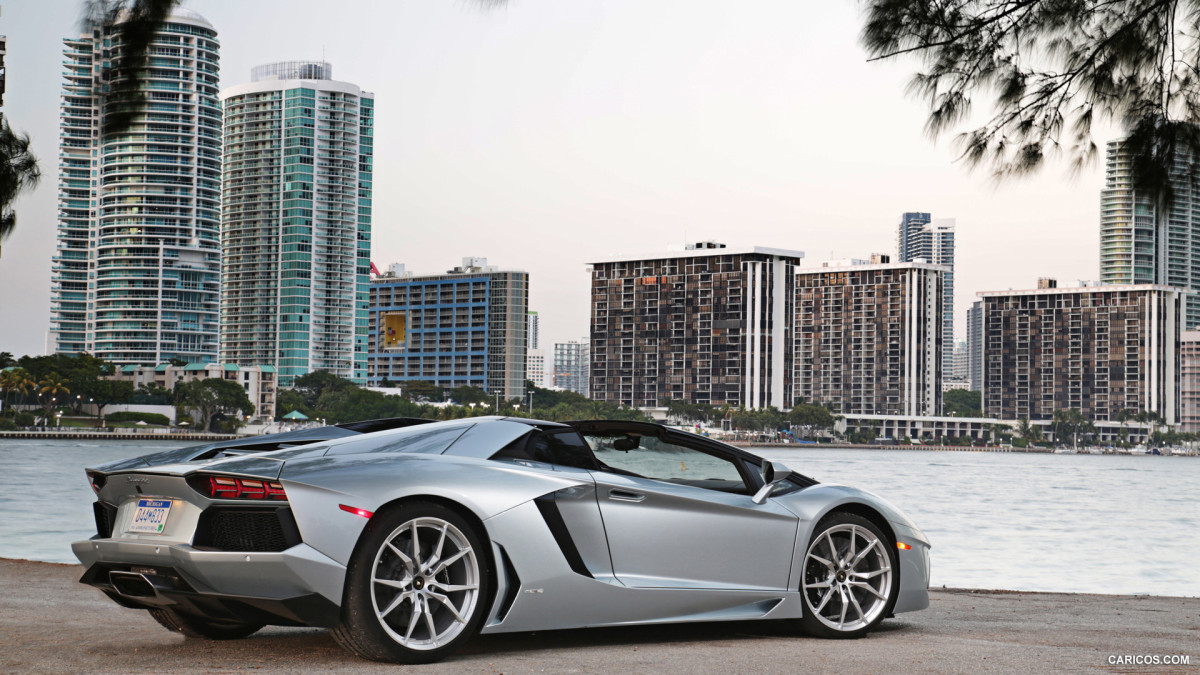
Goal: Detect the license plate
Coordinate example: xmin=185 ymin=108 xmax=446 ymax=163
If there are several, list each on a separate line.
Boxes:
xmin=128 ymin=499 xmax=172 ymax=534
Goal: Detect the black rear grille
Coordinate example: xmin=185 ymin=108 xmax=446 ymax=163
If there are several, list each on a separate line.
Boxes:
xmin=93 ymin=501 xmax=118 ymax=538
xmin=194 ymin=508 xmax=301 ymax=552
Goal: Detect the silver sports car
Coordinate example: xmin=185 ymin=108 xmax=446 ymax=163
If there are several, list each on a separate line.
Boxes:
xmin=74 ymin=416 xmax=931 ymax=663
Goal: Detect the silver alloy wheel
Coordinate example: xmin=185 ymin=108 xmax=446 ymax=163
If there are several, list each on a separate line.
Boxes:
xmin=802 ymin=523 xmax=893 ymax=632
xmin=370 ymin=516 xmax=481 ymax=651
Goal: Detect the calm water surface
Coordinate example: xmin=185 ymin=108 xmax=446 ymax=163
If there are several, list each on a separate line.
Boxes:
xmin=1 ymin=439 xmax=1197 ymax=596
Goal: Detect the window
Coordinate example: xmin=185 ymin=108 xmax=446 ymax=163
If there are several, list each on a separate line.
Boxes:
xmin=492 ymin=429 xmax=599 ymax=470
xmin=584 ymin=434 xmax=750 ymax=494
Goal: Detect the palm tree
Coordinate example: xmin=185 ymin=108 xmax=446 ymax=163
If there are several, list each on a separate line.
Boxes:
xmin=1050 ymin=409 xmax=1068 ymax=445
xmin=38 ymin=374 xmax=71 ymax=419
xmin=0 ymin=368 xmax=19 ymax=410
xmin=1065 ymin=408 xmax=1086 ymax=450
xmin=1116 ymin=408 xmax=1136 ymax=442
xmin=1 ymin=367 xmax=35 ymax=411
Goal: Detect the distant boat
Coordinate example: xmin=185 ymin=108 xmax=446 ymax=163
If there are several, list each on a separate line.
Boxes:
xmin=1053 ymin=447 xmax=1078 ymax=455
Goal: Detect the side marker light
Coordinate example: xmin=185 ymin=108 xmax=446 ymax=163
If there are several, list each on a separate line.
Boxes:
xmin=339 ymin=504 xmax=373 ymax=519
xmin=896 ymin=541 xmax=912 ymax=550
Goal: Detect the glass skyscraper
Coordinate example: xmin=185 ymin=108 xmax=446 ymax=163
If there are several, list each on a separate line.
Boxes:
xmin=1100 ymin=139 xmax=1200 ymax=328
xmin=51 ymin=10 xmax=221 ymax=365
xmin=897 ymin=212 xmax=955 ymax=379
xmin=220 ymin=62 xmax=373 ymax=385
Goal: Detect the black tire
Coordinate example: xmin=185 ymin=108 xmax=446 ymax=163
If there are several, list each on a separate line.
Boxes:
xmin=331 ymin=501 xmax=492 ymax=664
xmin=148 ymin=608 xmax=263 ymax=640
xmin=796 ymin=512 xmax=899 ymax=639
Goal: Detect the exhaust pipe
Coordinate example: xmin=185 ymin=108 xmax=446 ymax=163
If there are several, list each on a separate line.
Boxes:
xmin=109 ymin=571 xmax=157 ymax=598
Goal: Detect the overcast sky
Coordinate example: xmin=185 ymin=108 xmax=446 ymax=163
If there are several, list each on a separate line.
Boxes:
xmin=0 ymin=0 xmax=1110 ymax=359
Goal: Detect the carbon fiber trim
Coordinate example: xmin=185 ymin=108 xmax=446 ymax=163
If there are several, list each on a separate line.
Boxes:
xmin=533 ymin=494 xmax=593 ymax=578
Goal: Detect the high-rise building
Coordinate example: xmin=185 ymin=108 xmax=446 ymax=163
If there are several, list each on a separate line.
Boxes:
xmin=527 ymin=348 xmax=546 ymax=388
xmin=50 ymin=10 xmax=221 ymax=365
xmin=965 ymin=300 xmax=983 ymax=391
xmin=980 ymin=280 xmax=1183 ymax=427
xmin=0 ymin=32 xmax=7 ymax=108
xmin=367 ymin=258 xmax=528 ymax=398
xmin=951 ymin=340 xmax=969 ymax=382
xmin=220 ymin=62 xmax=373 ymax=385
xmin=527 ymin=311 xmax=539 ymax=350
xmin=793 ymin=257 xmax=945 ymax=416
xmin=1180 ymin=331 xmax=1200 ymax=433
xmin=897 ymin=212 xmax=956 ymax=379
xmin=1100 ymin=138 xmax=1200 ymax=328
xmin=553 ymin=340 xmax=589 ymax=396
xmin=590 ymin=242 xmax=804 ymax=409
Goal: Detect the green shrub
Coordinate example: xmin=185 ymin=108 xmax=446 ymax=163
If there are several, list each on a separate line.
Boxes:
xmin=15 ymin=412 xmax=35 ymax=427
xmin=105 ymin=411 xmax=170 ymax=426
xmin=0 ymin=418 xmax=15 ymax=431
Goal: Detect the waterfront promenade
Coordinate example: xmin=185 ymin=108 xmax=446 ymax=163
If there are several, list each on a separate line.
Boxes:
xmin=2 ymin=558 xmax=1195 ymax=673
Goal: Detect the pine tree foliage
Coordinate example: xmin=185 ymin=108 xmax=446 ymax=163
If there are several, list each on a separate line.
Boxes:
xmin=862 ymin=0 xmax=1200 ymax=200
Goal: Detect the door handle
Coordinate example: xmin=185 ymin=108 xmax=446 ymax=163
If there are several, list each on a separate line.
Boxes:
xmin=608 ymin=489 xmax=646 ymax=503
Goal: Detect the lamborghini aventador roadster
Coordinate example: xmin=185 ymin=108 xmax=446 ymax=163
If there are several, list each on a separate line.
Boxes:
xmin=73 ymin=416 xmax=930 ymax=663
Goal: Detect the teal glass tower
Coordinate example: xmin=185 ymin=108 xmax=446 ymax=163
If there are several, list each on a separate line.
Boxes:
xmin=220 ymin=62 xmax=373 ymax=385
xmin=51 ymin=10 xmax=221 ymax=365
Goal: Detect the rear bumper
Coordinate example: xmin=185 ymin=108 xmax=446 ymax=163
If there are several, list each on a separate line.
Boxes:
xmin=72 ymin=538 xmax=346 ymax=628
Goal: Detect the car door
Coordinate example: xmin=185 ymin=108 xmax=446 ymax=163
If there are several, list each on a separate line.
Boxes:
xmin=579 ymin=427 xmax=799 ymax=591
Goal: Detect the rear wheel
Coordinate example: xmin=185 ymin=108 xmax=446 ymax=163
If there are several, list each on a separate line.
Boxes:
xmin=798 ymin=512 xmax=898 ymax=639
xmin=148 ymin=608 xmax=263 ymax=640
xmin=332 ymin=502 xmax=491 ymax=664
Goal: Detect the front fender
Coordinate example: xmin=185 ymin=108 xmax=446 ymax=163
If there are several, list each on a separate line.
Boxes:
xmin=774 ymin=484 xmax=931 ymax=612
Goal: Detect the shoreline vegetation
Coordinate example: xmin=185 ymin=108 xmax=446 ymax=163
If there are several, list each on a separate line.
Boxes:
xmin=4 ymin=358 xmax=1195 ymax=453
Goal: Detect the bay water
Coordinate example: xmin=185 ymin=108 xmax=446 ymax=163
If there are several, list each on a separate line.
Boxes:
xmin=1 ymin=438 xmax=1196 ymax=597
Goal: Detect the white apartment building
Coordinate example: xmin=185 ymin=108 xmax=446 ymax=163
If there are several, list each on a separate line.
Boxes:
xmin=220 ymin=61 xmax=374 ymax=385
xmin=51 ymin=10 xmax=221 ymax=365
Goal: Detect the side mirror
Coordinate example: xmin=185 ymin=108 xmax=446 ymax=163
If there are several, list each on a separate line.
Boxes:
xmin=752 ymin=460 xmax=794 ymax=504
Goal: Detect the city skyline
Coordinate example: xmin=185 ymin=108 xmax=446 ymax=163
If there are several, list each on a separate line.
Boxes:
xmin=2 ymin=0 xmax=1111 ymax=359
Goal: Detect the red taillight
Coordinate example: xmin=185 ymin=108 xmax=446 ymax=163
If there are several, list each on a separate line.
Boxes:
xmin=209 ymin=476 xmax=239 ymax=498
xmin=239 ymin=479 xmax=266 ymax=499
xmin=339 ymin=504 xmax=373 ymax=519
xmin=266 ymin=481 xmax=287 ymax=500
xmin=86 ymin=470 xmax=106 ymax=495
xmin=198 ymin=475 xmax=287 ymax=501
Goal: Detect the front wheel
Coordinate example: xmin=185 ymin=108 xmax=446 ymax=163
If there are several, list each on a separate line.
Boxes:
xmin=797 ymin=512 xmax=898 ymax=639
xmin=332 ymin=502 xmax=491 ymax=664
